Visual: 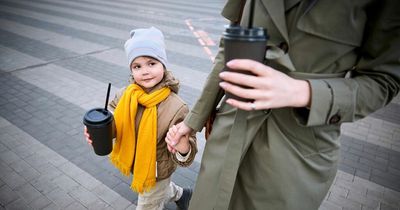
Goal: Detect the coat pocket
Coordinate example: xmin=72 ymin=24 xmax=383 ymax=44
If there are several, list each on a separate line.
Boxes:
xmin=273 ymin=108 xmax=340 ymax=158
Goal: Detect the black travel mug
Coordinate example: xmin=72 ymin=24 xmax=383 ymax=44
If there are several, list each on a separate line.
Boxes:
xmin=83 ymin=108 xmax=113 ymax=156
xmin=223 ymin=25 xmax=268 ymax=101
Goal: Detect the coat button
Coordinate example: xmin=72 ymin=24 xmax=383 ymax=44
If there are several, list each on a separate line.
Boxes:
xmin=329 ymin=114 xmax=341 ymax=124
xmin=279 ymin=42 xmax=289 ymax=53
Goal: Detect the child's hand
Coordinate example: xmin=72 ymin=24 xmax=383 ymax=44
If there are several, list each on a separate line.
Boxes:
xmin=84 ymin=126 xmax=93 ymax=145
xmin=165 ymin=124 xmax=190 ymax=154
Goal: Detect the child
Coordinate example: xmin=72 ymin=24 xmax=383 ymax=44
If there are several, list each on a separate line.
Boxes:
xmin=84 ymin=27 xmax=197 ymax=210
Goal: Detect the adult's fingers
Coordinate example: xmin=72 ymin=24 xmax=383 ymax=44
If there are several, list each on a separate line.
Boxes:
xmin=167 ymin=143 xmax=173 ymax=153
xmin=219 ymin=81 xmax=263 ymax=100
xmin=226 ymin=59 xmax=272 ymax=77
xmin=225 ymin=99 xmax=253 ymax=111
xmin=166 ymin=130 xmax=180 ymax=146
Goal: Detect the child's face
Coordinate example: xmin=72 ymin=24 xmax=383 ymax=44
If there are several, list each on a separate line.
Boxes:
xmin=130 ymin=56 xmax=164 ymax=89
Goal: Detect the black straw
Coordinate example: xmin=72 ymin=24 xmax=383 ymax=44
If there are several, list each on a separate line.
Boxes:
xmin=248 ymin=0 xmax=255 ymax=28
xmin=104 ymin=83 xmax=111 ymax=111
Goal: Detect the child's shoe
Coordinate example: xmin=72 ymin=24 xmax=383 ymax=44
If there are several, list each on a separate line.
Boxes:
xmin=175 ymin=188 xmax=192 ymax=210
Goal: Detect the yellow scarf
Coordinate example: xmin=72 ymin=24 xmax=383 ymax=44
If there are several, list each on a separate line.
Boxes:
xmin=110 ymin=84 xmax=171 ymax=193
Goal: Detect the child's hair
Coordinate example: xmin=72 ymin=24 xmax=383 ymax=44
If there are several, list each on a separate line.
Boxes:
xmin=124 ymin=27 xmax=168 ymax=69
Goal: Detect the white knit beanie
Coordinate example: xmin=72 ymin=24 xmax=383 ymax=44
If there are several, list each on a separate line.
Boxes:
xmin=124 ymin=27 xmax=168 ymax=68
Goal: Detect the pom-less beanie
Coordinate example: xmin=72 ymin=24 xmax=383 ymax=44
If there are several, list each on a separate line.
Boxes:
xmin=124 ymin=27 xmax=168 ymax=69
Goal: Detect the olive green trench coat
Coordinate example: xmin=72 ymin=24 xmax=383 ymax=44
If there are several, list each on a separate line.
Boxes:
xmin=184 ymin=0 xmax=400 ymax=209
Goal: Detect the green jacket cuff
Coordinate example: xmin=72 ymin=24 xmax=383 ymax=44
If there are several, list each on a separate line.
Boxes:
xmin=296 ymin=79 xmax=356 ymax=126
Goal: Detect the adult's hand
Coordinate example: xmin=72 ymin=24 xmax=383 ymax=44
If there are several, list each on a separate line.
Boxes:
xmin=219 ymin=59 xmax=311 ymax=111
xmin=165 ymin=122 xmax=193 ymax=154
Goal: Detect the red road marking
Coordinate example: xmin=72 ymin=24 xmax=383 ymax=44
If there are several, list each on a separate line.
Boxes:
xmin=185 ymin=19 xmax=215 ymax=62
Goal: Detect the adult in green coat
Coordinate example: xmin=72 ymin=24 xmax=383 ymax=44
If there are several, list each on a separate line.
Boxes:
xmin=165 ymin=0 xmax=400 ymax=209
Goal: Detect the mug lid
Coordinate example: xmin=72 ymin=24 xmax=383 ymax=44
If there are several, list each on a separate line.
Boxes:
xmin=83 ymin=108 xmax=112 ymax=125
xmin=223 ymin=25 xmax=268 ymax=41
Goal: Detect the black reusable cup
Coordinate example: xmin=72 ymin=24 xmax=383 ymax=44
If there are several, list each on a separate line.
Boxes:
xmin=83 ymin=83 xmax=113 ymax=156
xmin=223 ymin=25 xmax=268 ymax=101
xmin=83 ymin=108 xmax=113 ymax=156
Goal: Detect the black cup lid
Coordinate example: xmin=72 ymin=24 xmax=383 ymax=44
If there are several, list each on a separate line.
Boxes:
xmin=223 ymin=25 xmax=268 ymax=41
xmin=83 ymin=108 xmax=112 ymax=125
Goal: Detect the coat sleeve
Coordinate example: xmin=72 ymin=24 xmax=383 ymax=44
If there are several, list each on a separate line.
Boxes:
xmin=170 ymin=104 xmax=198 ymax=167
xmin=300 ymin=0 xmax=400 ymax=126
xmin=184 ymin=39 xmax=226 ymax=131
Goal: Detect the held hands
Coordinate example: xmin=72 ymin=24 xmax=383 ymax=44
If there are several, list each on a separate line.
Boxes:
xmin=165 ymin=122 xmax=193 ymax=154
xmin=220 ymin=59 xmax=311 ymax=110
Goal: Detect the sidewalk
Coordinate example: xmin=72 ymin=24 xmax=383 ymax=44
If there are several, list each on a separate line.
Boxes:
xmin=0 ymin=0 xmax=399 ymax=209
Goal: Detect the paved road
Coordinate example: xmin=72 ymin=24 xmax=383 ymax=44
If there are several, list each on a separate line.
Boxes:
xmin=0 ymin=0 xmax=399 ymax=209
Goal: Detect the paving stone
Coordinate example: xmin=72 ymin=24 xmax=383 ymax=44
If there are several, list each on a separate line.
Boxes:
xmin=28 ymin=194 xmax=53 ymax=209
xmin=92 ymin=184 xmax=124 ymax=206
xmin=0 ymin=150 xmax=21 ymax=165
xmin=35 ymin=163 xmax=63 ymax=181
xmin=68 ymin=186 xmax=98 ymax=207
xmin=371 ymin=103 xmax=400 ymax=125
xmin=327 ymin=194 xmax=362 ymax=210
xmin=9 ymin=158 xmax=32 ymax=174
xmin=109 ymin=196 xmax=133 ymax=210
xmin=355 ymin=169 xmax=371 ymax=180
xmin=379 ymin=202 xmax=398 ymax=210
xmin=335 ymin=179 xmax=368 ymax=195
xmin=0 ymin=184 xmax=20 ymax=206
xmin=5 ymin=197 xmax=30 ymax=210
xmin=1 ymin=170 xmax=28 ymax=190
xmin=171 ymin=171 xmax=195 ymax=188
xmin=0 ymin=142 xmax=8 ymax=154
xmin=125 ymin=203 xmax=137 ymax=210
xmin=0 ymin=45 xmax=45 ymax=72
xmin=338 ymin=162 xmax=356 ymax=175
xmin=111 ymin=182 xmax=136 ymax=204
xmin=52 ymin=174 xmax=80 ymax=192
xmin=45 ymin=187 xmax=75 ymax=208
xmin=30 ymin=176 xmax=58 ymax=195
xmin=42 ymin=203 xmax=61 ymax=210
xmin=11 ymin=144 xmax=36 ymax=159
xmin=14 ymin=183 xmax=41 ymax=203
xmin=382 ymin=188 xmax=400 ymax=206
xmin=23 ymin=152 xmax=50 ymax=169
xmin=370 ymin=169 xmax=400 ymax=192
xmin=86 ymin=199 xmax=112 ymax=210
xmin=174 ymin=167 xmax=198 ymax=184
xmin=64 ymin=201 xmax=87 ymax=210
xmin=94 ymin=171 xmax=122 ymax=190
xmin=319 ymin=200 xmax=343 ymax=210
xmin=330 ymin=185 xmax=349 ymax=198
xmin=360 ymin=158 xmax=387 ymax=172
xmin=348 ymin=191 xmax=380 ymax=209
xmin=71 ymin=172 xmax=102 ymax=191
xmin=0 ymin=28 xmax=77 ymax=62
xmin=57 ymin=161 xmax=84 ymax=178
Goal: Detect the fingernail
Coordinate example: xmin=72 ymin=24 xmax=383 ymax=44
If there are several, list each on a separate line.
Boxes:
xmin=219 ymin=82 xmax=227 ymax=88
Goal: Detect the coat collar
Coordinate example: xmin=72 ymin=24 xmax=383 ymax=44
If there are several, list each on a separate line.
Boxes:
xmin=260 ymin=0 xmax=289 ymax=43
xmin=259 ymin=0 xmax=318 ymax=43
